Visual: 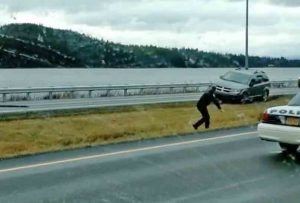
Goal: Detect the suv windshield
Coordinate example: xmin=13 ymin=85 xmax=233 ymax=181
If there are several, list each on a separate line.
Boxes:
xmin=288 ymin=92 xmax=300 ymax=106
xmin=221 ymin=71 xmax=251 ymax=85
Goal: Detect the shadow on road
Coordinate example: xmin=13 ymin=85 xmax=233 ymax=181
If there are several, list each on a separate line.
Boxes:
xmin=0 ymin=105 xmax=28 ymax=108
xmin=268 ymin=150 xmax=300 ymax=165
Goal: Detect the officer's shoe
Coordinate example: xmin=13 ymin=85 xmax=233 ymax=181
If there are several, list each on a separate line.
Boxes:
xmin=192 ymin=123 xmax=198 ymax=130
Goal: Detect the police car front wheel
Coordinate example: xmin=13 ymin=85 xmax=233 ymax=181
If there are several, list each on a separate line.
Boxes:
xmin=279 ymin=143 xmax=299 ymax=153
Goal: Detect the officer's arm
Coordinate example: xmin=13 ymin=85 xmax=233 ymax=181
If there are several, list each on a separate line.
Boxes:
xmin=212 ymin=95 xmax=221 ymax=110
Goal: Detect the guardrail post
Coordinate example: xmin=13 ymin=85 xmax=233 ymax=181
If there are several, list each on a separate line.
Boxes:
xmin=70 ymin=91 xmax=75 ymax=99
xmin=88 ymin=90 xmax=93 ymax=98
xmin=124 ymin=89 xmax=128 ymax=96
xmin=49 ymin=91 xmax=53 ymax=100
xmin=156 ymin=88 xmax=159 ymax=95
xmin=183 ymin=86 xmax=187 ymax=93
xmin=169 ymin=87 xmax=174 ymax=94
xmin=26 ymin=92 xmax=31 ymax=100
xmin=2 ymin=93 xmax=7 ymax=102
xmin=139 ymin=88 xmax=144 ymax=95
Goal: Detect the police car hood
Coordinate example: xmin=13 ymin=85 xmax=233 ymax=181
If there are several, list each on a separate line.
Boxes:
xmin=215 ymin=79 xmax=248 ymax=90
xmin=267 ymin=105 xmax=300 ymax=117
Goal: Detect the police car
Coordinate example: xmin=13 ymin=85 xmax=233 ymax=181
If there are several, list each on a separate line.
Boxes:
xmin=258 ymin=78 xmax=300 ymax=152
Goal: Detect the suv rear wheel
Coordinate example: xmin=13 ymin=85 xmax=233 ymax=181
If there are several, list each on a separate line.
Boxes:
xmin=262 ymin=90 xmax=269 ymax=102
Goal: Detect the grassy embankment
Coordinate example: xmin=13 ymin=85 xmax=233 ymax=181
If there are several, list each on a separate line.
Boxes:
xmin=0 ymin=96 xmax=291 ymax=158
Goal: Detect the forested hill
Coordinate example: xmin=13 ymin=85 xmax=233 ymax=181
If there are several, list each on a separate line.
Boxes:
xmin=0 ymin=23 xmax=299 ymax=68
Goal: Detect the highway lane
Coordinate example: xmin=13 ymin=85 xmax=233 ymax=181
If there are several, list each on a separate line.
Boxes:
xmin=1 ymin=126 xmax=300 ymax=202
xmin=0 ymin=88 xmax=298 ymax=114
xmin=0 ymin=93 xmax=201 ymax=114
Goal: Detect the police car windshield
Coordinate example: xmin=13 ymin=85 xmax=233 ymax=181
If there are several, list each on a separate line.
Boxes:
xmin=288 ymin=92 xmax=300 ymax=106
xmin=221 ymin=71 xmax=250 ymax=85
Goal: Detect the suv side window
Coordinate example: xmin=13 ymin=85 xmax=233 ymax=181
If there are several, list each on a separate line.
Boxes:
xmin=262 ymin=75 xmax=269 ymax=82
xmin=256 ymin=76 xmax=263 ymax=84
xmin=249 ymin=78 xmax=256 ymax=87
xmin=249 ymin=76 xmax=262 ymax=86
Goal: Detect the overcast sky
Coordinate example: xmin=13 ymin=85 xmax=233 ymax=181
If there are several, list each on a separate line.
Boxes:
xmin=0 ymin=0 xmax=300 ymax=58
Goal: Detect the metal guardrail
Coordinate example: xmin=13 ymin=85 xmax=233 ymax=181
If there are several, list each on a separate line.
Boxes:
xmin=270 ymin=80 xmax=298 ymax=88
xmin=0 ymin=80 xmax=297 ymax=102
xmin=0 ymin=83 xmax=211 ymax=102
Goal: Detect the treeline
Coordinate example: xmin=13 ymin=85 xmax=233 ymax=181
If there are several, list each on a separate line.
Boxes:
xmin=0 ymin=23 xmax=299 ymax=68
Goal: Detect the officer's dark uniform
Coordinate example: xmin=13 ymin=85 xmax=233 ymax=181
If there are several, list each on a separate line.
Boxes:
xmin=193 ymin=86 xmax=221 ymax=129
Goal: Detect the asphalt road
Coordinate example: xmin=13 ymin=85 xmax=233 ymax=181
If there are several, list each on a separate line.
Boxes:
xmin=0 ymin=88 xmax=298 ymax=114
xmin=1 ymin=126 xmax=300 ymax=203
xmin=0 ymin=93 xmax=201 ymax=114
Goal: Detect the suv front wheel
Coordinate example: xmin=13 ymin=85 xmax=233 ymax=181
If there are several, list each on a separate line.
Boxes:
xmin=241 ymin=92 xmax=252 ymax=104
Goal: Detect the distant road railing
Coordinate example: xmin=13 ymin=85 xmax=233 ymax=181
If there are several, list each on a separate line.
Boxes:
xmin=0 ymin=80 xmax=297 ymax=102
xmin=270 ymin=80 xmax=298 ymax=88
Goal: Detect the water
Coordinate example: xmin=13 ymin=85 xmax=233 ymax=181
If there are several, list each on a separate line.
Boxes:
xmin=0 ymin=68 xmax=299 ymax=88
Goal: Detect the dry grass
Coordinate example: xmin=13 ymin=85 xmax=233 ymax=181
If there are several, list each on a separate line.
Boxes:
xmin=0 ymin=96 xmax=291 ymax=158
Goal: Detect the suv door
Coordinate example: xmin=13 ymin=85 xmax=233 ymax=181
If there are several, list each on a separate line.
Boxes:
xmin=248 ymin=76 xmax=263 ymax=98
xmin=254 ymin=74 xmax=270 ymax=98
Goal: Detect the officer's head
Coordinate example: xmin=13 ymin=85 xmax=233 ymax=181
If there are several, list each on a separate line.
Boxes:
xmin=210 ymin=85 xmax=216 ymax=93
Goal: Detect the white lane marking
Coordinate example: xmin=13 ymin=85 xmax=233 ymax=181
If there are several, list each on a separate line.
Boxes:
xmin=0 ymin=131 xmax=256 ymax=174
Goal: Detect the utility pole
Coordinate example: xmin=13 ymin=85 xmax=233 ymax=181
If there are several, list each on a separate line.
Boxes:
xmin=245 ymin=0 xmax=249 ymax=69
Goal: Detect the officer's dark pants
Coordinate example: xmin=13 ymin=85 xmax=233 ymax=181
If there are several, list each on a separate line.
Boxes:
xmin=194 ymin=106 xmax=210 ymax=129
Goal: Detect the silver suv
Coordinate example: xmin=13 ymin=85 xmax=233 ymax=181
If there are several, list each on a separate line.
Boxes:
xmin=215 ymin=70 xmax=271 ymax=103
